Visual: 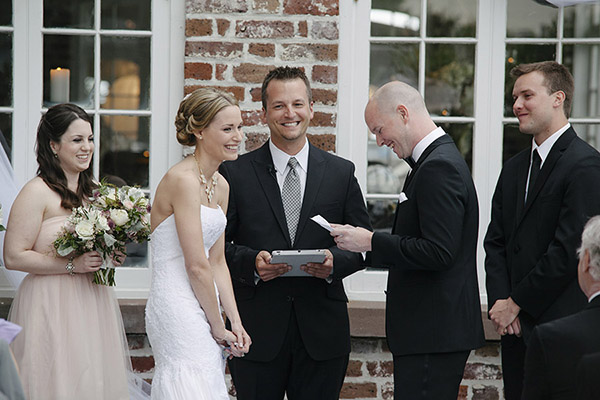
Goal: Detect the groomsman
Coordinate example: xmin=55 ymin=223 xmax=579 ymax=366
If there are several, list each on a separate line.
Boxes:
xmin=220 ymin=66 xmax=371 ymax=400
xmin=485 ymin=61 xmax=600 ymax=399
xmin=332 ymin=81 xmax=484 ymax=400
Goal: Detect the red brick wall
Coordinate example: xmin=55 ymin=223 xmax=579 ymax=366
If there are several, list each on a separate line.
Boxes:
xmin=184 ymin=0 xmax=339 ymax=153
xmin=128 ymin=334 xmax=505 ymax=399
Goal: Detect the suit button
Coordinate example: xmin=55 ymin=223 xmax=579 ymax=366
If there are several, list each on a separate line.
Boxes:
xmin=286 ymin=296 xmax=294 ymax=302
xmin=514 ymin=245 xmax=521 ymax=254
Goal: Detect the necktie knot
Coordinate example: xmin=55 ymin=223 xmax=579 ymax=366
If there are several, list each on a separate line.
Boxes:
xmin=288 ymin=157 xmax=298 ymax=169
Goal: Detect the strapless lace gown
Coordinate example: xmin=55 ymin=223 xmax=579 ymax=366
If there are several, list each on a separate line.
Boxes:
xmin=146 ymin=205 xmax=229 ymax=400
xmin=8 ymin=216 xmax=132 ymax=400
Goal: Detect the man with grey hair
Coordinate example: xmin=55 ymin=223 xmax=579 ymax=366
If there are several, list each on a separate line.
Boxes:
xmin=331 ymin=81 xmax=484 ymax=399
xmin=522 ymin=215 xmax=600 ymax=399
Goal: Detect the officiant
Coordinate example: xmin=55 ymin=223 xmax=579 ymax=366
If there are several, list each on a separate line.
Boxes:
xmin=220 ymin=66 xmax=371 ymax=400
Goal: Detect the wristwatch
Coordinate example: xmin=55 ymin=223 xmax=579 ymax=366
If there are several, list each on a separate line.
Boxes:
xmin=65 ymin=257 xmax=75 ymax=276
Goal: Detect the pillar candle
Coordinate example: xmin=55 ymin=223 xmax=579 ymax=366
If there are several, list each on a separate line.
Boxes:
xmin=50 ymin=68 xmax=70 ymax=103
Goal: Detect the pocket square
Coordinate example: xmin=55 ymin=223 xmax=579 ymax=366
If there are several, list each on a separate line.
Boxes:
xmin=398 ymin=192 xmax=408 ymax=203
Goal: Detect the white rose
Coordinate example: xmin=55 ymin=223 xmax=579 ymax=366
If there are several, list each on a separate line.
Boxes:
xmin=106 ymin=190 xmax=117 ymax=202
xmin=138 ymin=197 xmax=149 ymax=208
xmin=75 ymin=220 xmax=95 ymax=240
xmin=110 ymin=209 xmax=130 ymax=226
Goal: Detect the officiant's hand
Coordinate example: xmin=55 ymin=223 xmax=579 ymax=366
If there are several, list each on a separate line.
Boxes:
xmin=301 ymin=249 xmax=333 ymax=279
xmin=331 ymin=224 xmax=373 ymax=253
xmin=256 ymin=250 xmax=291 ymax=281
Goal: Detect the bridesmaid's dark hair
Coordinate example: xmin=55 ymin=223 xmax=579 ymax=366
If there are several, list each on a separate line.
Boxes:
xmin=36 ymin=103 xmax=97 ymax=209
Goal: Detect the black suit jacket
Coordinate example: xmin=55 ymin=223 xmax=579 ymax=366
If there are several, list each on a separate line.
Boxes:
xmin=522 ymin=296 xmax=600 ymax=400
xmin=485 ymin=128 xmax=600 ymax=339
xmin=575 ymin=351 xmax=600 ymax=400
xmin=370 ymin=134 xmax=485 ymax=355
xmin=220 ymin=141 xmax=371 ymax=362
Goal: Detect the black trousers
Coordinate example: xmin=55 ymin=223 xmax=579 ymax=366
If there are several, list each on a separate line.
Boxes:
xmin=500 ymin=334 xmax=526 ymax=400
xmin=228 ymin=307 xmax=348 ymax=400
xmin=392 ymin=350 xmax=470 ymax=400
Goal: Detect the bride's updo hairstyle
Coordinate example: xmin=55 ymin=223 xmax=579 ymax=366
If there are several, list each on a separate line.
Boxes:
xmin=175 ymin=88 xmax=239 ymax=146
xmin=36 ymin=103 xmax=97 ymax=210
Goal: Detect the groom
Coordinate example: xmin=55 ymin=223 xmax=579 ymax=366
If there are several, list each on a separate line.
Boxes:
xmin=220 ymin=66 xmax=371 ymax=399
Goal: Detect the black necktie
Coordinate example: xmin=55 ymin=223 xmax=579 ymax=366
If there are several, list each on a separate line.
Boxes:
xmin=404 ymin=157 xmax=416 ymax=168
xmin=526 ymin=149 xmax=541 ymax=202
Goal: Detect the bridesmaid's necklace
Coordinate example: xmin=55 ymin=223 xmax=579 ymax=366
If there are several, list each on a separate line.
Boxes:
xmin=193 ymin=153 xmax=218 ymax=203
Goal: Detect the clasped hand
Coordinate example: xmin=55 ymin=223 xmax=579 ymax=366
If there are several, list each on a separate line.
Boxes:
xmin=489 ymin=297 xmax=522 ymax=337
xmin=212 ymin=323 xmax=251 ymax=359
xmin=255 ymin=249 xmax=334 ymax=281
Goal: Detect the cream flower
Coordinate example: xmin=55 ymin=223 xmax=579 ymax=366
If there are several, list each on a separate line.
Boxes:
xmin=75 ymin=220 xmax=95 ymax=240
xmin=110 ymin=209 xmax=130 ymax=226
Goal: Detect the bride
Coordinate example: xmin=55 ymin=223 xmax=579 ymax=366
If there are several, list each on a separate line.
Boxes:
xmin=145 ymin=88 xmax=251 ymax=399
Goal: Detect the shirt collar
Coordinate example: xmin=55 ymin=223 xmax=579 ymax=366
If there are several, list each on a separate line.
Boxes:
xmin=269 ymin=139 xmax=309 ymax=175
xmin=532 ymin=123 xmax=570 ymax=165
xmin=589 ymin=290 xmax=600 ymax=303
xmin=412 ymin=126 xmax=445 ymax=163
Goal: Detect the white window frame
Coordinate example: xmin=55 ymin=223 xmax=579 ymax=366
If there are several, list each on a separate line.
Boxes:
xmin=0 ymin=0 xmax=185 ymax=298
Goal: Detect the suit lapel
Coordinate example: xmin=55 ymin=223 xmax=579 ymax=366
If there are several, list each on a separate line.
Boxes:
xmin=394 ymin=135 xmax=452 ymax=233
xmin=251 ymin=142 xmax=291 ymax=244
xmin=515 ymin=152 xmax=529 ymax=219
xmin=295 ymin=144 xmax=326 ymax=245
xmin=520 ymin=129 xmax=576 ymax=219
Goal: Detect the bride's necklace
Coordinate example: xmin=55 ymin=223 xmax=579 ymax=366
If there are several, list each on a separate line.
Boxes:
xmin=193 ymin=153 xmax=218 ymax=204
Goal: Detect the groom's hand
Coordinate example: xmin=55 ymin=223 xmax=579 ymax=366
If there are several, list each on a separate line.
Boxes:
xmin=256 ymin=250 xmax=291 ymax=281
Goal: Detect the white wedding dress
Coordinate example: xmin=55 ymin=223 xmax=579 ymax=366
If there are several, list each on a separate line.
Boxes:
xmin=146 ymin=205 xmax=229 ymax=400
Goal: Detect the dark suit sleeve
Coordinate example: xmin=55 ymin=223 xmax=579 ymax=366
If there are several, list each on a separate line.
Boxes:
xmin=220 ymin=163 xmax=260 ymax=287
xmin=484 ymin=169 xmax=511 ymax=311
xmin=512 ymin=159 xmax=600 ymax=318
xmin=522 ymin=326 xmax=550 ymax=400
xmin=329 ymin=162 xmax=371 ymax=280
xmin=371 ymin=158 xmax=468 ymax=270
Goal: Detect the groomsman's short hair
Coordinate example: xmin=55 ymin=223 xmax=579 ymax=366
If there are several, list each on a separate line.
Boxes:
xmin=510 ymin=61 xmax=574 ymax=118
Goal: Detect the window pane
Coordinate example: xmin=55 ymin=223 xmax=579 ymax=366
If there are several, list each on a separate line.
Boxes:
xmin=101 ymin=37 xmax=151 ymax=110
xmin=503 ymin=123 xmax=530 ymax=164
xmin=438 ymin=122 xmax=473 ymax=170
xmin=427 ymin=0 xmax=476 ymax=38
xmin=0 ymin=33 xmax=12 ymax=107
xmin=507 ymin=0 xmax=557 ymax=38
xmin=370 ymin=43 xmax=419 ymax=89
xmin=504 ymin=44 xmax=556 ymax=117
xmin=43 ymin=35 xmax=94 ymax=108
xmin=0 ymin=0 xmax=12 ymax=26
xmin=371 ymin=0 xmax=421 ymax=37
xmin=563 ymin=44 xmax=600 ymax=119
xmin=367 ymin=139 xmax=409 ymax=196
xmin=100 ymin=115 xmax=150 ymax=188
xmin=573 ymin=124 xmax=600 ymax=151
xmin=0 ymin=113 xmax=12 ymax=160
xmin=425 ymin=44 xmax=475 ymax=117
xmin=367 ymin=198 xmax=398 ymax=232
xmin=564 ymin=3 xmax=600 ymax=38
xmin=44 ymin=0 xmax=94 ymax=29
xmin=101 ymin=0 xmax=151 ymax=31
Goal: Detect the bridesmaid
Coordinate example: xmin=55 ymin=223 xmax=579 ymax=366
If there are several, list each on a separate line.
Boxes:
xmin=4 ymin=104 xmax=138 ymax=400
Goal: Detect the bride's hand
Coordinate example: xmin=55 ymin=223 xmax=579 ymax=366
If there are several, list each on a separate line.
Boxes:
xmin=230 ymin=322 xmax=251 ymax=356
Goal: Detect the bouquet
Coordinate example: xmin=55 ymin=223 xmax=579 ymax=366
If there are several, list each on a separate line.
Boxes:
xmin=53 ymin=183 xmax=151 ymax=286
xmin=0 ymin=202 xmax=5 ymax=231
